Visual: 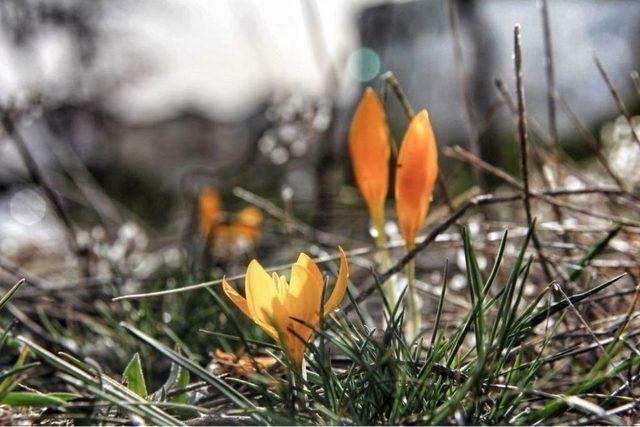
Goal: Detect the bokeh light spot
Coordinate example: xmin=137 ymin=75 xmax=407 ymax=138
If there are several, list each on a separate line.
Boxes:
xmin=347 ymin=47 xmax=381 ymax=82
xmin=10 ymin=188 xmax=47 ymax=226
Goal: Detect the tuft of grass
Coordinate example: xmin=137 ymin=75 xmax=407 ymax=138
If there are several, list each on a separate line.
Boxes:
xmin=4 ymin=221 xmax=627 ymax=425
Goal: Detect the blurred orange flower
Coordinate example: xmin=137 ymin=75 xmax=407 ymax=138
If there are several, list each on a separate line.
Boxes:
xmin=232 ymin=206 xmax=263 ymax=242
xmin=199 ymin=189 xmax=222 ymax=238
xmin=395 ymin=110 xmax=438 ymax=249
xmin=198 ymin=190 xmax=263 ymax=251
xmin=349 ymin=87 xmax=390 ymax=227
xmin=223 ymin=248 xmax=349 ymax=370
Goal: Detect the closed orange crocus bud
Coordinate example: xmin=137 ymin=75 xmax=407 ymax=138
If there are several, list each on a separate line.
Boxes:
xmin=395 ymin=110 xmax=438 ymax=250
xmin=349 ymin=87 xmax=390 ymax=227
xmin=199 ymin=189 xmax=222 ymax=238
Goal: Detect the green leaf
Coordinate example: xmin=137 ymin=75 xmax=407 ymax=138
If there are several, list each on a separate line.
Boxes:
xmin=170 ymin=366 xmax=190 ymax=404
xmin=122 ymin=353 xmax=148 ymax=398
xmin=0 ymin=391 xmax=67 ymax=407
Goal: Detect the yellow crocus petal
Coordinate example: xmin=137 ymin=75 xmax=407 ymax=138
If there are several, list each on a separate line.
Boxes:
xmin=281 ymin=264 xmax=320 ymax=370
xmin=285 ymin=335 xmax=307 ymax=371
xmin=293 ymin=254 xmax=325 ymax=324
xmin=222 ymin=277 xmax=251 ymax=319
xmin=245 ymin=259 xmax=279 ymax=332
xmin=294 ymin=253 xmax=324 ymax=290
xmin=270 ymin=290 xmax=308 ymax=370
xmin=324 ymin=247 xmax=350 ymax=316
xmin=223 ymin=275 xmax=278 ymax=339
xmin=349 ymin=87 xmax=390 ymax=224
xmin=395 ymin=110 xmax=438 ymax=249
xmin=286 ymin=264 xmax=321 ymax=328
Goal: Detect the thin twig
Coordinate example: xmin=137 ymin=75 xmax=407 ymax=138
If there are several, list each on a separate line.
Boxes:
xmin=540 ymin=0 xmax=561 ymax=175
xmin=381 ymin=71 xmax=415 ymax=118
xmin=593 ymin=52 xmax=640 ymax=148
xmin=447 ymin=0 xmax=484 ymax=189
xmin=446 ymin=144 xmax=640 ymax=227
xmin=552 ymin=282 xmax=623 ymax=377
xmin=631 ymin=70 xmax=640 ymax=97
xmin=0 ymin=114 xmax=77 ymax=244
xmin=535 ymin=0 xmax=578 ymax=262
xmin=555 ymin=93 xmax=628 ymax=191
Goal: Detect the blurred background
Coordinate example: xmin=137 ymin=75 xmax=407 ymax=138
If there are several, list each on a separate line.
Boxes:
xmin=0 ymin=0 xmax=639 ymax=281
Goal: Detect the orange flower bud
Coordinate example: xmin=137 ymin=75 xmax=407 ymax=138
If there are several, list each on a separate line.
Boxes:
xmin=395 ymin=110 xmax=438 ymax=249
xmin=349 ymin=87 xmax=390 ymax=226
xmin=199 ymin=189 xmax=222 ymax=238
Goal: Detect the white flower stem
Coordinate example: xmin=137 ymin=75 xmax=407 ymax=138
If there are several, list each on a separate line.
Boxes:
xmin=405 ymin=250 xmax=420 ymax=340
xmin=373 ymin=216 xmax=395 ymax=312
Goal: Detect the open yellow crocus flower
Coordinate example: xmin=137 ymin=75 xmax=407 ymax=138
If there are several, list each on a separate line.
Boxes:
xmin=349 ymin=87 xmax=390 ymax=228
xmin=222 ymin=248 xmax=349 ymax=370
xmin=395 ymin=110 xmax=439 ymax=250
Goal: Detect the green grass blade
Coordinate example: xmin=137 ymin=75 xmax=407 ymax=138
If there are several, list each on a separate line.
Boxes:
xmin=0 ymin=279 xmax=26 ymax=311
xmin=568 ymin=224 xmax=622 ymax=282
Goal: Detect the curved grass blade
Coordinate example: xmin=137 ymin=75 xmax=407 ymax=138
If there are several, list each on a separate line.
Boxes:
xmin=519 ymin=273 xmax=626 ymax=332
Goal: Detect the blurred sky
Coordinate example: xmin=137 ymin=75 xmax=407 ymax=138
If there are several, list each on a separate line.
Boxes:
xmin=0 ymin=0 xmax=376 ymax=122
xmin=0 ymin=0 xmax=638 ymax=126
xmin=102 ymin=0 xmax=367 ymax=121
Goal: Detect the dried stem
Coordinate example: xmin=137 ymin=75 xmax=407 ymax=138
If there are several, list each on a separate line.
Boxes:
xmin=555 ymin=93 xmax=628 ymax=191
xmin=514 ymin=24 xmax=553 ymax=284
xmin=593 ymin=52 xmax=640 ymax=148
xmin=381 ymin=71 xmax=415 ymax=118
xmin=631 ymin=70 xmax=640 ymax=96
xmin=447 ymin=0 xmax=484 ymax=190
xmin=446 ymin=145 xmax=640 ymax=227
xmin=540 ymin=0 xmax=562 ymax=178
